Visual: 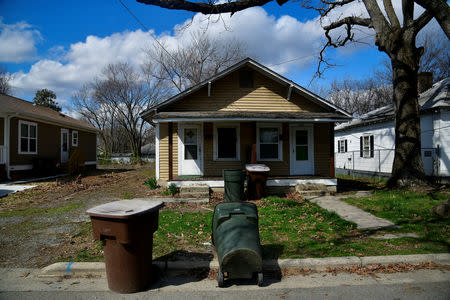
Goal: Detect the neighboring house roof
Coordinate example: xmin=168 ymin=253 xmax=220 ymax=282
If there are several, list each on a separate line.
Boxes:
xmin=141 ymin=57 xmax=351 ymax=120
xmin=0 ymin=94 xmax=97 ymax=132
xmin=335 ymin=78 xmax=450 ymax=132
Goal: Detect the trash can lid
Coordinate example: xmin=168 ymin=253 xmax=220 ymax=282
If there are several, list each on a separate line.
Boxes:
xmin=86 ymin=200 xmax=164 ymax=219
xmin=245 ymin=164 xmax=270 ymax=172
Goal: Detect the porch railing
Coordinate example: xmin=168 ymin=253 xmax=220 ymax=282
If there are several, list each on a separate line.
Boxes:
xmin=0 ymin=145 xmax=5 ymax=164
xmin=335 ymin=148 xmax=439 ymax=177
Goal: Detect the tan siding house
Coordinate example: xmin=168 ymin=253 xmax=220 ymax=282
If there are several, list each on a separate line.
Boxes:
xmin=141 ymin=58 xmax=350 ymax=190
xmin=0 ymin=94 xmax=98 ymax=180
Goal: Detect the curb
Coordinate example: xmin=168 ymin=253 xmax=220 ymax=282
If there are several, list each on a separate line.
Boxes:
xmin=39 ymin=253 xmax=450 ymax=277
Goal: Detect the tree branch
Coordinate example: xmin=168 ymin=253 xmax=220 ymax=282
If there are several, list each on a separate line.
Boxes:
xmin=414 ymin=0 xmax=450 ymax=38
xmin=383 ymin=0 xmax=400 ymax=27
xmin=402 ymin=0 xmax=414 ymax=27
xmin=413 ymin=10 xmax=433 ymax=35
xmin=137 ymin=0 xmax=273 ymax=14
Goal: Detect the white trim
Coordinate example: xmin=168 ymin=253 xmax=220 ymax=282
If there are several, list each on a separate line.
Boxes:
xmin=257 ymin=123 xmax=283 ymax=162
xmin=208 ymin=81 xmax=211 ymax=97
xmin=18 ymin=120 xmax=38 ymax=155
xmin=213 ymin=123 xmax=240 ymax=161
xmin=178 ymin=123 xmax=204 ymax=176
xmin=289 ymin=124 xmax=315 ymax=175
xmin=72 ymin=130 xmax=78 ymax=147
xmin=85 ymin=161 xmax=97 ymax=166
xmin=287 ymin=84 xmax=293 ymax=101
xmin=156 ymin=123 xmax=160 ymax=180
xmin=155 ymin=118 xmax=348 ymax=123
xmin=9 ymin=164 xmax=33 ymax=171
xmin=167 ymin=178 xmax=337 ymax=188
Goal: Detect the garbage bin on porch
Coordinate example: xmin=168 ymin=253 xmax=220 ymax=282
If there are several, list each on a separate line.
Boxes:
xmin=246 ymin=164 xmax=270 ymax=200
xmin=86 ymin=199 xmax=164 ymax=294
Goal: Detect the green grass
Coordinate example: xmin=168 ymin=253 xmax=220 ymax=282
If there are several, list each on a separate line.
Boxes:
xmin=0 ymin=201 xmax=83 ymax=218
xmin=342 ymin=190 xmax=450 ymax=247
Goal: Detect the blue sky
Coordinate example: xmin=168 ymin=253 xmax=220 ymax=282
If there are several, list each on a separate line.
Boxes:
xmin=0 ymin=0 xmax=437 ymax=112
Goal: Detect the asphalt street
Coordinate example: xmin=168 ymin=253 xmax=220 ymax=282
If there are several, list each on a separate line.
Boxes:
xmin=1 ymin=268 xmax=449 ymax=299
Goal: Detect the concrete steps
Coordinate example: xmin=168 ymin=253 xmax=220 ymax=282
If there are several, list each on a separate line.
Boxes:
xmin=295 ymin=183 xmax=330 ymax=197
xmin=179 ymin=185 xmax=210 ymax=198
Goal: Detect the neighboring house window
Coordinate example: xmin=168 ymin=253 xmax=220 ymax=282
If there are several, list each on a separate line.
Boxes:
xmin=214 ymin=124 xmax=240 ymax=161
xmin=239 ymin=70 xmax=254 ymax=88
xmin=338 ymin=140 xmax=347 ymax=153
xmin=72 ymin=131 xmax=79 ymax=147
xmin=360 ymin=135 xmax=374 ymax=158
xmin=257 ymin=124 xmax=282 ymax=161
xmin=19 ymin=120 xmax=38 ymax=154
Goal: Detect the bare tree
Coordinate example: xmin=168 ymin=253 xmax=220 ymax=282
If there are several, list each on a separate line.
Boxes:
xmin=92 ymin=62 xmax=168 ymax=158
xmin=72 ymin=85 xmax=116 ymax=157
xmin=136 ymin=0 xmax=449 ymax=187
xmin=146 ymin=31 xmax=247 ymax=93
xmin=328 ymin=77 xmax=392 ymax=116
xmin=0 ymin=64 xmax=12 ymax=95
xmin=376 ymin=30 xmax=450 ymax=84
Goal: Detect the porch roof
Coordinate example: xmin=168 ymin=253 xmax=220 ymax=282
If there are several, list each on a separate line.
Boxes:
xmin=152 ymin=111 xmax=351 ymax=123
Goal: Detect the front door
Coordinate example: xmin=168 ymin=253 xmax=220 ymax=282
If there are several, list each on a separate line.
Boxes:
xmin=290 ymin=126 xmax=314 ymax=175
xmin=61 ymin=129 xmax=69 ymax=163
xmin=179 ymin=124 xmax=203 ymax=175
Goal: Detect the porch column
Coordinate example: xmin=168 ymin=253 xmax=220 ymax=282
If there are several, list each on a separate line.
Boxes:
xmin=329 ymin=122 xmax=335 ymax=178
xmin=168 ymin=122 xmax=173 ymax=181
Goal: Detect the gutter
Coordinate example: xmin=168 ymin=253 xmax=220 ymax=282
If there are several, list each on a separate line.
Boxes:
xmin=153 ymin=117 xmax=351 ymax=123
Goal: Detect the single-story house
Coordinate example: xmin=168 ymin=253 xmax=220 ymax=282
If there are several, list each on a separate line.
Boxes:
xmin=335 ymin=75 xmax=449 ymax=179
xmin=0 ymin=94 xmax=98 ymax=180
xmin=141 ymin=58 xmax=351 ymax=192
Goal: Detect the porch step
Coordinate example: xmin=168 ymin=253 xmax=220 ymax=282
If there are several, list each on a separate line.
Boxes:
xmin=179 ymin=185 xmax=210 ymax=198
xmin=295 ymin=184 xmax=330 ymax=197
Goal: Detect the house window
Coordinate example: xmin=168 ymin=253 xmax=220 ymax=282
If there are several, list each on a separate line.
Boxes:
xmin=338 ymin=139 xmax=347 ymax=153
xmin=214 ymin=124 xmax=240 ymax=160
xmin=257 ymin=124 xmax=282 ymax=161
xmin=239 ymin=70 xmax=254 ymax=88
xmin=72 ymin=131 xmax=78 ymax=147
xmin=19 ymin=120 xmax=37 ymax=154
xmin=360 ymin=135 xmax=374 ymax=158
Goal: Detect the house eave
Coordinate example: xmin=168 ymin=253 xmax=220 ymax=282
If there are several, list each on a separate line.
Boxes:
xmin=153 ymin=117 xmax=349 ymax=123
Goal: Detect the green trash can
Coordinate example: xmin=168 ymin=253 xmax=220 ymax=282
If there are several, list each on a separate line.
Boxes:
xmin=212 ymin=202 xmax=263 ymax=287
xmin=222 ymin=169 xmax=246 ymax=202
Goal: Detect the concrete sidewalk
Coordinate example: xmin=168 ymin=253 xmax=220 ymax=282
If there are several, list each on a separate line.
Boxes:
xmin=308 ymin=191 xmax=395 ymax=230
xmin=39 ymin=253 xmax=450 ymax=277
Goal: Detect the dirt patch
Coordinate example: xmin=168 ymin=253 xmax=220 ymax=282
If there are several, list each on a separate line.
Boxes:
xmin=0 ymin=164 xmax=178 ymax=268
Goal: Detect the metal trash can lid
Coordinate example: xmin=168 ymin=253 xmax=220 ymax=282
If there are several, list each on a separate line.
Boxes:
xmin=86 ymin=200 xmax=164 ymax=219
xmin=245 ymin=164 xmax=270 ymax=172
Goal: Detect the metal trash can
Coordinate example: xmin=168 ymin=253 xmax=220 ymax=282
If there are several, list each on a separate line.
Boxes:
xmin=212 ymin=202 xmax=263 ymax=287
xmin=246 ymin=164 xmax=270 ymax=200
xmin=86 ymin=200 xmax=164 ymax=293
xmin=223 ymin=169 xmax=246 ymax=202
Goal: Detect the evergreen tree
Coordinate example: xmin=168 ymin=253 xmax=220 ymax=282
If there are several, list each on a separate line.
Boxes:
xmin=33 ymin=89 xmax=62 ymax=112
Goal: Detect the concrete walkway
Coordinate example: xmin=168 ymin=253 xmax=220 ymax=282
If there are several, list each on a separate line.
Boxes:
xmin=0 ymin=183 xmax=37 ymax=198
xmin=308 ymin=191 xmax=395 ymax=230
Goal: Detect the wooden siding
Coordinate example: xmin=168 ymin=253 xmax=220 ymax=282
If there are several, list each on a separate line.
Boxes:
xmin=159 ymin=122 xmax=169 ymax=180
xmin=314 ymin=123 xmax=332 ymax=176
xmin=165 ymin=70 xmax=327 ymax=113
xmin=77 ymin=130 xmax=97 ymax=161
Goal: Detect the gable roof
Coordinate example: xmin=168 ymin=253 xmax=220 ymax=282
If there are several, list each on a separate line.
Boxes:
xmin=0 ymin=94 xmax=98 ymax=132
xmin=141 ymin=58 xmax=351 ymax=120
xmin=335 ymin=77 xmax=450 ymax=132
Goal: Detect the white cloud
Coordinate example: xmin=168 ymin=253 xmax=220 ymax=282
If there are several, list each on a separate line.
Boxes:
xmin=0 ymin=18 xmax=41 ymax=63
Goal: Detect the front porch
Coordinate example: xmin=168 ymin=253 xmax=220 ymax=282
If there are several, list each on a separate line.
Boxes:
xmin=167 ymin=175 xmax=337 ymax=195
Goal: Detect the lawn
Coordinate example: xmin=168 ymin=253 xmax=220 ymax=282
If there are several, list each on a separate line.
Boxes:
xmin=1 ymin=166 xmax=448 ymax=268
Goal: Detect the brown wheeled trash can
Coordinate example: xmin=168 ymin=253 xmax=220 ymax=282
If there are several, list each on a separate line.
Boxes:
xmin=246 ymin=164 xmax=270 ymax=200
xmin=86 ymin=200 xmax=164 ymax=293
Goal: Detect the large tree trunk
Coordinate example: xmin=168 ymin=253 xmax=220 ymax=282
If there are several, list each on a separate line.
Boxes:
xmin=387 ymin=43 xmax=426 ymax=187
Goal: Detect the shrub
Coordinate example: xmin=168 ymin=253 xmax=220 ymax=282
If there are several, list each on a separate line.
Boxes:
xmin=162 ymin=183 xmax=178 ymax=196
xmin=144 ymin=177 xmax=158 ymax=190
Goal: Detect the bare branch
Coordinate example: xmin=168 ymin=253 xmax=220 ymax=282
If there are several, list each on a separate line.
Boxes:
xmin=383 ymin=0 xmax=400 ymax=27
xmin=414 ymin=0 xmax=450 ymax=38
xmin=137 ymin=0 xmax=273 ymax=14
xmin=413 ymin=10 xmax=433 ymax=35
xmin=402 ymin=0 xmax=414 ymax=27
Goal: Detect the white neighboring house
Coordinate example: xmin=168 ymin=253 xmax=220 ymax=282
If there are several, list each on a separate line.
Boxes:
xmin=334 ymin=77 xmax=449 ymax=179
